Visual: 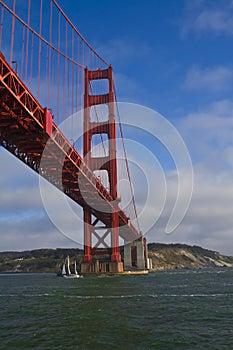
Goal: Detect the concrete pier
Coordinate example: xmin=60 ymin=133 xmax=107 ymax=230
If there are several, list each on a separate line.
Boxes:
xmin=124 ymin=237 xmax=148 ymax=270
xmin=81 ymin=260 xmax=124 ymax=274
xmin=80 ymin=237 xmax=148 ymax=275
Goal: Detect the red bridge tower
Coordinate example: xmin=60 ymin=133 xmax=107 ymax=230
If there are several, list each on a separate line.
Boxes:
xmin=81 ymin=66 xmax=123 ymax=274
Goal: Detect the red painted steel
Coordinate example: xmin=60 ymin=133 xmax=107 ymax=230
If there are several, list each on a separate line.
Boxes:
xmin=0 ymin=52 xmax=140 ymax=247
xmin=44 ymin=108 xmax=53 ymax=137
xmin=83 ymin=67 xmax=121 ymax=263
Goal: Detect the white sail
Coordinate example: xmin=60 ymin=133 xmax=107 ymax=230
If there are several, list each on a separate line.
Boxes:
xmin=67 ymin=255 xmax=71 ymax=275
xmin=59 ymin=256 xmax=80 ymax=278
xmin=74 ymin=261 xmax=78 ymax=275
xmin=62 ymin=261 xmax=66 ymax=275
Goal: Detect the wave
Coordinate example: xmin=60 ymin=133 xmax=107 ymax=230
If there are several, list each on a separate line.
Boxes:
xmin=1 ymin=292 xmax=233 ymax=299
xmin=64 ymin=293 xmax=233 ymax=299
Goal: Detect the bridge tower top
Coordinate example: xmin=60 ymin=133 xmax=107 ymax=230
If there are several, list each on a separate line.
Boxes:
xmin=83 ymin=66 xmax=117 ymax=200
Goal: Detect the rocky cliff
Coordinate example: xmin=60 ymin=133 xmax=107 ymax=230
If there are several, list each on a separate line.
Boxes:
xmin=148 ymin=243 xmax=233 ymax=270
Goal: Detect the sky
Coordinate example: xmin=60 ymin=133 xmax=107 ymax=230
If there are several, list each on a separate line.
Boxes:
xmin=1 ymin=0 xmax=233 ymax=255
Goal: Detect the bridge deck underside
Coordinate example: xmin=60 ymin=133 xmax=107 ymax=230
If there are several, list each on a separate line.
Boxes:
xmin=0 ymin=52 xmax=140 ymax=243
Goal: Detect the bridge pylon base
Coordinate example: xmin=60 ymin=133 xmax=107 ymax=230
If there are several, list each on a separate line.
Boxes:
xmin=124 ymin=237 xmax=148 ymax=271
xmin=80 ymin=263 xmax=93 ymax=274
xmin=109 ymin=261 xmax=124 ymax=273
xmin=80 ymin=261 xmax=123 ymax=274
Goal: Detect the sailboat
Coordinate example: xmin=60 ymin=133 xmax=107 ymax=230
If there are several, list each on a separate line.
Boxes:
xmin=59 ymin=256 xmax=80 ymax=278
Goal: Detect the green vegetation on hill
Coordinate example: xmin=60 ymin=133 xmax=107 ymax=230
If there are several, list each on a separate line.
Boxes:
xmin=0 ymin=244 xmax=232 ymax=273
xmin=0 ymin=248 xmax=83 ymax=273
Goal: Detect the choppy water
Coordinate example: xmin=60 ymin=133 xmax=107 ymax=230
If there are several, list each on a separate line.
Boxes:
xmin=0 ymin=268 xmax=233 ymax=349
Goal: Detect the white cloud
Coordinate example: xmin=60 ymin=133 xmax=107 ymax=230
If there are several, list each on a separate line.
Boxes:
xmin=114 ymin=72 xmax=146 ymax=103
xmin=2 ymin=98 xmax=233 ymax=256
xmin=184 ymin=65 xmax=233 ymax=91
xmin=160 ymin=99 xmax=233 ymax=254
xmin=195 ymin=9 xmax=233 ymax=34
xmin=96 ymin=37 xmax=152 ymax=65
xmin=146 ymin=165 xmax=233 ymax=255
xmin=178 ymin=100 xmax=233 ymax=164
xmin=129 ymin=98 xmax=233 ymax=256
xmin=181 ymin=0 xmax=233 ymax=36
xmin=0 ymin=149 xmax=82 ymax=251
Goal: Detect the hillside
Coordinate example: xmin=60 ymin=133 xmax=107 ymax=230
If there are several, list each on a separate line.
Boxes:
xmin=148 ymin=243 xmax=233 ymax=270
xmin=0 ymin=244 xmax=232 ymax=273
xmin=0 ymin=248 xmax=84 ymax=274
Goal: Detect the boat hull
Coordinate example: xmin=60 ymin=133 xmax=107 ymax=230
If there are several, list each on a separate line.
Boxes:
xmin=63 ymin=274 xmax=80 ymax=278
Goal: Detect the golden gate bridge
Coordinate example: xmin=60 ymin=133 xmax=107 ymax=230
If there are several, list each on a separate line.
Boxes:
xmin=0 ymin=0 xmax=148 ymax=274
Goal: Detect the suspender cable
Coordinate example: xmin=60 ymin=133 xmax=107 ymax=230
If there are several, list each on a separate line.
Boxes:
xmin=48 ymin=0 xmax=53 ymax=108
xmin=0 ymin=1 xmax=85 ymax=69
xmin=46 ymin=45 xmax=49 ymax=109
xmin=63 ymin=19 xmax=68 ymax=126
xmin=30 ymin=33 xmax=34 ymax=91
xmin=83 ymin=40 xmax=85 ymax=67
xmin=21 ymin=26 xmax=25 ymax=78
xmin=89 ymin=82 xmax=107 ymax=158
xmin=25 ymin=0 xmax=30 ymax=81
xmin=72 ymin=28 xmax=74 ymax=137
xmin=114 ymin=86 xmax=141 ymax=233
xmin=51 ymin=0 xmax=109 ymax=67
xmin=10 ymin=0 xmax=16 ymax=67
xmin=56 ymin=10 xmax=61 ymax=122
xmin=49 ymin=0 xmax=53 ymax=45
xmin=38 ymin=0 xmax=43 ymax=99
xmin=0 ymin=5 xmax=4 ymax=51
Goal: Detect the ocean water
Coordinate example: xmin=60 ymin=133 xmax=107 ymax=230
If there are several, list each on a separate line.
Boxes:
xmin=0 ymin=269 xmax=233 ymax=350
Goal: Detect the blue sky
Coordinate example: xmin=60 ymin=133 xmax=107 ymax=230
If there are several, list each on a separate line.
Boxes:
xmin=1 ymin=0 xmax=233 ymax=255
xmin=65 ymin=0 xmax=233 ymax=115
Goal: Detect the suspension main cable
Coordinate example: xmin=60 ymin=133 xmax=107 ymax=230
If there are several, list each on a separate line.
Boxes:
xmin=51 ymin=0 xmax=110 ymax=68
xmin=114 ymin=85 xmax=141 ymax=232
xmin=0 ymin=0 xmax=85 ymax=69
